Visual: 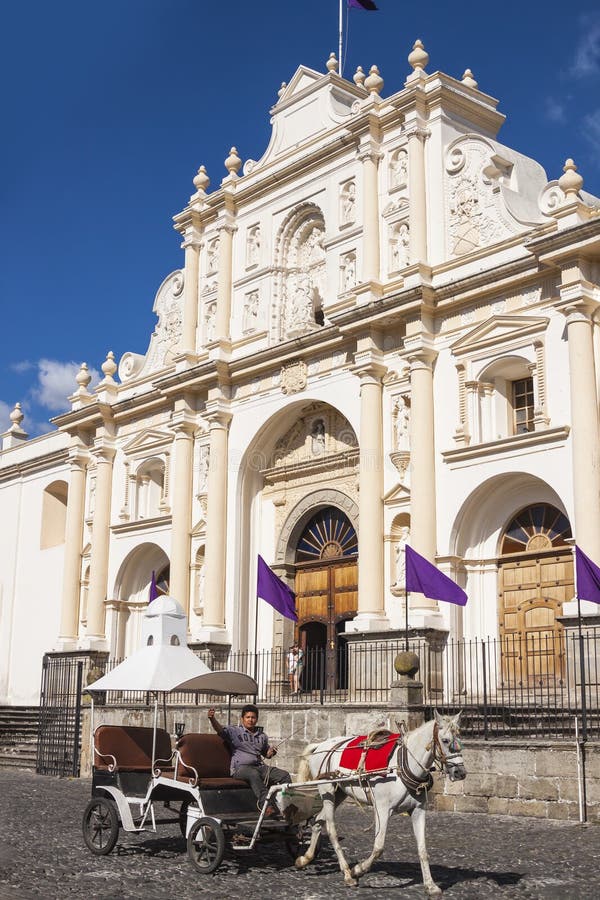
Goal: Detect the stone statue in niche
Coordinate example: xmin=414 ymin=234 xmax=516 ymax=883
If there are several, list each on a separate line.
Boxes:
xmin=206 ymin=301 xmax=217 ymax=342
xmin=243 ymin=290 xmax=259 ymax=332
xmin=197 ymin=446 xmax=209 ymax=494
xmin=390 ymin=222 xmax=410 ymax=271
xmin=287 ymin=272 xmax=315 ymax=335
xmin=246 ymin=227 xmax=260 ymax=268
xmin=390 ymin=149 xmax=408 ymax=189
xmin=341 ymin=252 xmax=357 ymax=291
xmin=393 ymin=395 xmax=411 ymax=450
xmin=393 ymin=526 xmax=410 ymax=588
xmin=207 ymin=237 xmax=220 ymax=273
xmin=341 ymin=181 xmax=356 ymax=225
xmin=311 ymin=418 xmax=326 ymax=454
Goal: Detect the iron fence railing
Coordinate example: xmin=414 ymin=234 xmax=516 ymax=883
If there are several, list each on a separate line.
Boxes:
xmin=40 ymin=628 xmax=600 ymax=748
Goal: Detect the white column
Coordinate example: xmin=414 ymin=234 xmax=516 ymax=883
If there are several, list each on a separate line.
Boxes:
xmin=181 ymin=238 xmax=201 ymax=354
xmin=170 ymin=423 xmax=194 ymax=617
xmin=406 ymin=125 xmax=428 ymax=264
xmin=347 ymin=363 xmax=389 ymax=632
xmin=359 ymin=146 xmax=382 ymax=284
xmin=198 ymin=410 xmax=232 ymax=642
xmin=58 ymin=448 xmax=88 ymax=644
xmin=408 ymin=351 xmax=442 ymax=622
xmin=215 ymin=223 xmax=235 ymax=341
xmin=86 ymin=445 xmax=115 ymax=644
xmin=566 ymin=306 xmax=600 ymax=559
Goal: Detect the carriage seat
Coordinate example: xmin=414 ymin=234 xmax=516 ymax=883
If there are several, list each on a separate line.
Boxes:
xmin=93 ymin=724 xmax=173 ymax=773
xmin=173 ymin=733 xmax=249 ymax=790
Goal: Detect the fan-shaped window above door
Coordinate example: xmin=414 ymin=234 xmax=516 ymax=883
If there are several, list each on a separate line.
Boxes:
xmin=500 ymin=504 xmax=572 ymax=555
xmin=295 ymin=507 xmax=357 ymax=563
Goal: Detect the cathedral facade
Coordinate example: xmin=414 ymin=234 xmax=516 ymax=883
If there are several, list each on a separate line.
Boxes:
xmin=2 ymin=43 xmax=600 ymax=705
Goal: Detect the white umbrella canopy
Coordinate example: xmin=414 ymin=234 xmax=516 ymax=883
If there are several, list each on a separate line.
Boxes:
xmin=84 ymin=595 xmax=257 ymax=696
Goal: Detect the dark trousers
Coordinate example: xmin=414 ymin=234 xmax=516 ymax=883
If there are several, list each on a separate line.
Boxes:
xmin=234 ymin=763 xmax=290 ymax=806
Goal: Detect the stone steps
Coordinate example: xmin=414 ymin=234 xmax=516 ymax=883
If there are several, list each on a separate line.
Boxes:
xmin=0 ymin=706 xmax=40 ymax=771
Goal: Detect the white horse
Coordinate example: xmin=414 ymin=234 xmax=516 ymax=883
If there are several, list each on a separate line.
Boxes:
xmin=294 ymin=711 xmax=466 ymax=895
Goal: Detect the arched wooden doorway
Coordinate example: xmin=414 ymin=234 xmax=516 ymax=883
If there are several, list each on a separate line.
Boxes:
xmin=294 ymin=507 xmax=358 ymax=692
xmin=498 ymin=504 xmax=572 ymax=684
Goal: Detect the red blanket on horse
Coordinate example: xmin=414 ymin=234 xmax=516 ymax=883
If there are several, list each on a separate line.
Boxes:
xmin=339 ymin=733 xmax=399 ymax=772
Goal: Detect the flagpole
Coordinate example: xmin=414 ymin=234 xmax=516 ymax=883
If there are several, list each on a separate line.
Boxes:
xmin=253 ymin=586 xmax=259 ymax=683
xmin=404 ymin=580 xmax=409 ymax=652
xmin=338 ymin=0 xmax=343 ymax=77
xmin=571 ymin=541 xmax=588 ymax=822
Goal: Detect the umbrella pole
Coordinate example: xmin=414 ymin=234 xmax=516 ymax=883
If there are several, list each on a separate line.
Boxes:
xmin=227 ymin=693 xmax=232 ymax=725
xmin=151 ymin=698 xmax=158 ymax=768
xmin=162 ymin=693 xmax=167 ymax=732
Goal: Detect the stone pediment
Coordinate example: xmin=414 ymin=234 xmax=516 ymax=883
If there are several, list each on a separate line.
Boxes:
xmin=119 ymin=270 xmax=184 ymax=382
xmin=270 ymin=404 xmax=357 ymax=468
xmin=384 ymin=482 xmax=410 ymax=506
xmin=121 ymin=428 xmax=174 ymax=457
xmin=253 ymin=67 xmax=363 ymax=170
xmin=451 ymin=315 xmax=548 ymax=356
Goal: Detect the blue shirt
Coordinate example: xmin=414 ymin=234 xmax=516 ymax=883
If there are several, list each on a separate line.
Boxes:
xmin=221 ymin=725 xmax=269 ymax=774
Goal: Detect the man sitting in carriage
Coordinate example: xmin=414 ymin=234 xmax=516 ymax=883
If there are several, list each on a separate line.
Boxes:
xmin=207 ymin=704 xmax=290 ymax=817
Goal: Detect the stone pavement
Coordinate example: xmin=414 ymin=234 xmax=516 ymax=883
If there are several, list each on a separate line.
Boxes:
xmin=0 ymin=770 xmax=598 ymax=899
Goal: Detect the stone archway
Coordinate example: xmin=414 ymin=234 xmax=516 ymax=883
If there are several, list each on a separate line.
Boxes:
xmin=111 ymin=543 xmax=170 ymax=658
xmin=275 ymin=488 xmax=359 ymax=565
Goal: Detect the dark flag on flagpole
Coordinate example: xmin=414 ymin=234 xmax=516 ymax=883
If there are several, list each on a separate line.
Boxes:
xmin=348 ymin=0 xmax=378 ymax=9
xmin=575 ymin=546 xmax=600 ymax=604
xmin=148 ymin=570 xmax=158 ymax=603
xmin=257 ymin=555 xmax=297 ymax=621
xmin=405 ymin=545 xmax=467 ymax=606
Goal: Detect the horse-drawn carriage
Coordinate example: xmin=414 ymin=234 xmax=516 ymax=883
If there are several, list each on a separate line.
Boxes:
xmin=82 ymin=597 xmax=467 ymax=894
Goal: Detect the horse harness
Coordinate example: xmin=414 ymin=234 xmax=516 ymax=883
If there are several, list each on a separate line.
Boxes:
xmin=314 ymin=722 xmax=460 ymax=796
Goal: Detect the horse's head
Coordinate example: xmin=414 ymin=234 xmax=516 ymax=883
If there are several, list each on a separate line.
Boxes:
xmin=433 ymin=710 xmax=467 ymax=781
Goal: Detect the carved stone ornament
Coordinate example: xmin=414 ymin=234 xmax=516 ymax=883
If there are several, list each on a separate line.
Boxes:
xmin=280 ymin=359 xmax=308 ymax=395
xmin=119 ymin=270 xmax=184 ymax=381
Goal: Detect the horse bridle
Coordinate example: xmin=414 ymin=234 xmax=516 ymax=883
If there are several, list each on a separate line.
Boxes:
xmin=428 ymin=721 xmax=464 ymax=770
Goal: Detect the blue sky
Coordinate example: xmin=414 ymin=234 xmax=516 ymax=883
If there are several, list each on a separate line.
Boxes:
xmin=1 ymin=0 xmax=599 ymax=437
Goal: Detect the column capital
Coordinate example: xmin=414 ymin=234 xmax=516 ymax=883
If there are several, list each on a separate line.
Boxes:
xmin=352 ymin=358 xmax=387 ymax=383
xmin=171 ymin=415 xmax=197 ymax=438
xmin=357 ymin=144 xmax=383 ymax=165
xmin=407 ymin=349 xmax=437 ymax=372
xmin=91 ymin=441 xmax=116 ymax=464
xmin=205 ymin=402 xmax=233 ymax=429
xmin=404 ymin=124 xmax=430 ymax=142
xmin=181 ymin=235 xmax=203 ymax=251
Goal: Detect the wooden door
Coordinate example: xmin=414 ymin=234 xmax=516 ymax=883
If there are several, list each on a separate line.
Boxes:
xmin=498 ymin=551 xmax=572 ymax=685
xmin=295 ymin=559 xmax=357 ymax=690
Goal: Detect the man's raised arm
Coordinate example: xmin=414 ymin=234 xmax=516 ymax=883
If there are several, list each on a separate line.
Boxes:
xmin=207 ymin=707 xmax=224 ymax=735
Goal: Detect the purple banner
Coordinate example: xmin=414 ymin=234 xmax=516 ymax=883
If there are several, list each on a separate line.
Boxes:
xmin=257 ymin=554 xmax=297 ymax=621
xmin=405 ymin=545 xmax=468 ymax=606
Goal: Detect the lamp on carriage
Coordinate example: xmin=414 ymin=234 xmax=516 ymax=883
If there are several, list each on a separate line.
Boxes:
xmin=174 ymin=721 xmax=185 ymax=739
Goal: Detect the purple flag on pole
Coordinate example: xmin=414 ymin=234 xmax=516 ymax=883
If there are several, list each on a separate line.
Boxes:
xmin=575 ymin=546 xmax=600 ymax=604
xmin=149 ymin=570 xmax=158 ymax=603
xmin=348 ymin=0 xmax=378 ymax=9
xmin=257 ymin=555 xmax=297 ymax=621
xmin=405 ymin=545 xmax=468 ymax=606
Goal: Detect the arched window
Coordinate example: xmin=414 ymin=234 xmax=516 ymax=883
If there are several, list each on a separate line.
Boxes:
xmin=295 ymin=508 xmax=358 ymax=563
xmin=134 ymin=458 xmax=165 ymax=520
xmin=501 ymin=504 xmax=571 ymax=555
xmin=40 ymin=480 xmax=68 ymax=549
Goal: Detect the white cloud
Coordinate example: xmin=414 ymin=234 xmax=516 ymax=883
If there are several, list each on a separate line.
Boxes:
xmin=544 ymin=97 xmax=566 ymax=124
xmin=583 ymin=108 xmax=600 ymax=147
xmin=0 ymin=400 xmax=12 ymax=432
xmin=10 ymin=360 xmax=35 ymax=374
xmin=33 ymin=359 xmax=100 ymax=412
xmin=571 ymin=14 xmax=600 ymax=78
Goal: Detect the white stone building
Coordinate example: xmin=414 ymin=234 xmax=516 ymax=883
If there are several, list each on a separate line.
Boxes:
xmin=2 ymin=43 xmax=600 ymax=706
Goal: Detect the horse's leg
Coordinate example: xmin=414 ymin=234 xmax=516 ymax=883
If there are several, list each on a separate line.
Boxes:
xmin=410 ymin=805 xmax=441 ymax=897
xmin=314 ymin=788 xmax=357 ymax=886
xmin=350 ymin=804 xmax=391 ymax=880
xmin=294 ymin=813 xmax=323 ymax=869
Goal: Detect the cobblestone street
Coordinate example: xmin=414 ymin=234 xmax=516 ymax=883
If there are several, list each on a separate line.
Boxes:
xmin=1 ymin=770 xmax=598 ymax=899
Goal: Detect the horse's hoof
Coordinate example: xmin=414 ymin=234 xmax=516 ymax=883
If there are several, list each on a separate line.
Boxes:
xmin=344 ymin=876 xmax=358 ymax=887
xmin=426 ymin=886 xmax=442 ymax=897
xmin=295 ymin=856 xmax=307 ymax=869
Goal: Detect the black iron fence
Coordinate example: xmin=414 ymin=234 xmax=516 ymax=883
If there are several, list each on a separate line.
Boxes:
xmin=37 ymin=628 xmax=600 ymax=775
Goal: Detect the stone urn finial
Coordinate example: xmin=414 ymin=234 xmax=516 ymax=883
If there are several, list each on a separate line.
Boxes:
xmin=101 ymin=351 xmax=117 ymax=382
xmin=278 ymin=81 xmax=287 ymax=98
xmin=558 ymin=158 xmax=584 ymax=199
xmin=76 ymin=362 xmax=92 ymax=392
xmin=9 ymin=402 xmax=24 ymax=429
xmin=394 ymin=651 xmax=420 ymax=679
xmin=408 ymin=39 xmax=429 ymax=74
xmin=461 ymin=68 xmax=478 ymax=89
xmin=364 ymin=64 xmax=384 ymax=96
xmin=193 ymin=165 xmax=210 ymax=194
xmin=353 ymin=65 xmax=366 ymax=89
xmin=326 ymin=52 xmax=338 ymax=73
xmin=224 ymin=147 xmax=242 ymax=177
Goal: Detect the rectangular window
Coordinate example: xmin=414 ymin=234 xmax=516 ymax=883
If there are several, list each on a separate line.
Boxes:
xmin=512 ymin=377 xmax=534 ymax=434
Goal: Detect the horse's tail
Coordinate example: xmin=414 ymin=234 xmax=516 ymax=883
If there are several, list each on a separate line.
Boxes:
xmin=295 ymin=742 xmax=318 ymax=783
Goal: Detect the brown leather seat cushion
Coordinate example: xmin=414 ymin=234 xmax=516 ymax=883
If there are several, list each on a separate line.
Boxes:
xmin=175 ymin=733 xmax=250 ymax=788
xmin=94 ymin=725 xmax=172 ymax=772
